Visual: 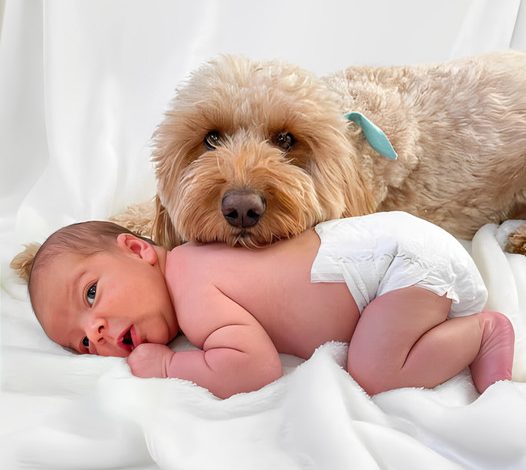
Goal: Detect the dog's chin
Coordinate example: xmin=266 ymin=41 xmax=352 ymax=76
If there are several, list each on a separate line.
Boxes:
xmin=229 ymin=229 xmax=280 ymax=249
xmin=194 ymin=227 xmax=279 ymax=249
xmin=189 ymin=219 xmax=307 ymax=248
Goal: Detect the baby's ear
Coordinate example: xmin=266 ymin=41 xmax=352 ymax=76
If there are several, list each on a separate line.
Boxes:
xmin=10 ymin=243 xmax=41 ymax=282
xmin=116 ymin=233 xmax=158 ymax=265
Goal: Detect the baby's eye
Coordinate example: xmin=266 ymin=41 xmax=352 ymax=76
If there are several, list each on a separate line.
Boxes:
xmin=82 ymin=336 xmax=90 ymax=349
xmin=86 ymin=283 xmax=97 ymax=305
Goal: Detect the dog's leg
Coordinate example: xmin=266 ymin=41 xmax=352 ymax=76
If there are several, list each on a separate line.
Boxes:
xmin=109 ymin=199 xmax=156 ymax=239
xmin=506 ymin=224 xmax=526 ymax=255
xmin=504 ymin=202 xmax=526 ymax=255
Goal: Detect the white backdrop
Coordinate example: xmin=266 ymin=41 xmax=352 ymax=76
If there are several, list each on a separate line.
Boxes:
xmin=1 ymin=1 xmax=526 ymax=469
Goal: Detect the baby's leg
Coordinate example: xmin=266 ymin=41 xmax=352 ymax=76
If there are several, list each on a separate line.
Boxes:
xmin=346 ymin=286 xmax=514 ymax=395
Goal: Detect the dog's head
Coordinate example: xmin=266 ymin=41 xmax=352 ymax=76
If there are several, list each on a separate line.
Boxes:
xmin=153 ymin=55 xmax=374 ymax=248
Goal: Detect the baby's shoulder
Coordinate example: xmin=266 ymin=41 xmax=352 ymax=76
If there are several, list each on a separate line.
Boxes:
xmin=166 ymin=242 xmax=217 ymax=285
xmin=165 ymin=243 xmax=238 ymax=346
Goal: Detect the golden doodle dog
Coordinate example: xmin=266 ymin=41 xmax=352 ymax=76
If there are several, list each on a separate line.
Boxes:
xmin=148 ymin=51 xmax=526 ymax=250
xmin=11 ymin=51 xmax=526 ymax=280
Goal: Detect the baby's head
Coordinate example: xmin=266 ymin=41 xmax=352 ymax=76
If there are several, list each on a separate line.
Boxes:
xmin=28 ymin=221 xmax=178 ymax=357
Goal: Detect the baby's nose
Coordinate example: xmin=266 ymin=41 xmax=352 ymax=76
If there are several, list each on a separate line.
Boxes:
xmin=86 ymin=318 xmax=108 ymax=345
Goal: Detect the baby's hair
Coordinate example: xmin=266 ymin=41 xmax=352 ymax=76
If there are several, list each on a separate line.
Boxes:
xmin=27 ymin=221 xmax=156 ymax=293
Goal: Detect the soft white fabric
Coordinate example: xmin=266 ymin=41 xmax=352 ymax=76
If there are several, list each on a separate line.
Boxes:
xmin=2 ymin=1 xmax=526 ymax=468
xmin=312 ymin=212 xmax=487 ymax=315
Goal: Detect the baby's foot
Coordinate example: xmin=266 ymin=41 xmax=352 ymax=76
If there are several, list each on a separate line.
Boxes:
xmin=470 ymin=311 xmax=514 ymax=393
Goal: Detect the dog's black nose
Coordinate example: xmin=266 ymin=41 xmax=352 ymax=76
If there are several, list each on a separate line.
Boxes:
xmin=221 ymin=190 xmax=266 ymax=228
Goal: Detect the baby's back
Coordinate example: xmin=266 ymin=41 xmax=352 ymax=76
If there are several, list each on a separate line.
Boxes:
xmin=166 ymin=228 xmax=360 ymax=359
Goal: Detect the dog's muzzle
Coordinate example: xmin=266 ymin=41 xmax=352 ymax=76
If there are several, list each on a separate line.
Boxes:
xmin=221 ymin=190 xmax=266 ymax=228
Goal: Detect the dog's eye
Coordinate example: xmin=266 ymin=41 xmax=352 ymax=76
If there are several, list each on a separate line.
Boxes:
xmin=204 ymin=131 xmax=221 ymax=150
xmin=274 ymin=132 xmax=296 ymax=152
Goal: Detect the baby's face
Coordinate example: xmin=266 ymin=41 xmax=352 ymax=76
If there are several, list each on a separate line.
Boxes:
xmin=31 ymin=236 xmax=178 ymax=357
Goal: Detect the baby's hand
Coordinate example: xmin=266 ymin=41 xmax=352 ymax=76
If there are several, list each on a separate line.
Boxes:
xmin=127 ymin=343 xmax=174 ymax=378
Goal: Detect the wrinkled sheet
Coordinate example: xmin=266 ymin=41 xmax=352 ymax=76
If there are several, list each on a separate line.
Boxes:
xmin=2 ymin=1 xmax=526 ymax=468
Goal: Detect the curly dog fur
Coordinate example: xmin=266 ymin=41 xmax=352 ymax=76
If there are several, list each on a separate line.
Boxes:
xmin=150 ymin=51 xmax=526 ymax=249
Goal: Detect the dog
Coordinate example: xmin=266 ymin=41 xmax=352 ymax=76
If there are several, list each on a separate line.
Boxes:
xmin=148 ymin=51 xmax=526 ymax=250
xmin=10 ymin=51 xmax=526 ymax=281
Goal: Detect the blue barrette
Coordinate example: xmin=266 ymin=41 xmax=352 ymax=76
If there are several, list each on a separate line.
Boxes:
xmin=344 ymin=111 xmax=398 ymax=160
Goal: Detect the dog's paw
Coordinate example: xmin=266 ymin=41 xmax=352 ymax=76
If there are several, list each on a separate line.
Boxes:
xmin=10 ymin=243 xmax=41 ymax=282
xmin=505 ymin=223 xmax=526 ymax=255
xmin=109 ymin=199 xmax=156 ymax=238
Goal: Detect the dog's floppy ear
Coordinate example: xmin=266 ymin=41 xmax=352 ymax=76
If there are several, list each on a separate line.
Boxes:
xmin=152 ymin=195 xmax=184 ymax=249
xmin=10 ymin=243 xmax=41 ymax=282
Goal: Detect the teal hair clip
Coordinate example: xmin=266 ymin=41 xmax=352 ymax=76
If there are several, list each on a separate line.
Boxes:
xmin=344 ymin=111 xmax=398 ymax=160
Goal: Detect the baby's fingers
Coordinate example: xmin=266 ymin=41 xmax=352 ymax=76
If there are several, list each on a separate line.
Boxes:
xmin=127 ymin=343 xmax=174 ymax=378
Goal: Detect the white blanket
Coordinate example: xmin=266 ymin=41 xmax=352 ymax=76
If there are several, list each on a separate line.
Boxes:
xmin=2 ymin=1 xmax=526 ymax=468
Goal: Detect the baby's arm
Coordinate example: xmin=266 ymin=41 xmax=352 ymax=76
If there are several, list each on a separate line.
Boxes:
xmin=128 ymin=286 xmax=283 ymax=398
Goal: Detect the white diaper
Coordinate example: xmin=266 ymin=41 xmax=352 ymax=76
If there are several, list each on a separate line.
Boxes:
xmin=311 ymin=212 xmax=488 ymax=317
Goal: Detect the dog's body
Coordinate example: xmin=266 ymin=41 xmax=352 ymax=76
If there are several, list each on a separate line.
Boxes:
xmin=149 ymin=51 xmax=526 ymax=250
xmin=10 ymin=51 xmax=526 ymax=281
xmin=329 ymin=51 xmax=526 ymax=239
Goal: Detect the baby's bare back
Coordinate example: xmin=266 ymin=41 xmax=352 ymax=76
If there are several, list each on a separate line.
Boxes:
xmin=166 ymin=229 xmax=360 ymax=359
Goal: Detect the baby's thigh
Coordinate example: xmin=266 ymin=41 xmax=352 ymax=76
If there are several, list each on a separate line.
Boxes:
xmin=347 ymin=286 xmax=451 ymax=376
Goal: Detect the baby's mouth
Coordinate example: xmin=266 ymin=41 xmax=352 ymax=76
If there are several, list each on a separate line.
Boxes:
xmin=118 ymin=326 xmax=136 ymax=352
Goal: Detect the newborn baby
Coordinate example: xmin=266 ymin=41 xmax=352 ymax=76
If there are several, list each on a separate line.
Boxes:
xmin=27 ymin=212 xmax=514 ymax=398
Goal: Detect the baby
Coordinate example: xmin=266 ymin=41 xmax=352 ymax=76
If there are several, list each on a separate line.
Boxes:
xmin=26 ymin=212 xmax=514 ymax=399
